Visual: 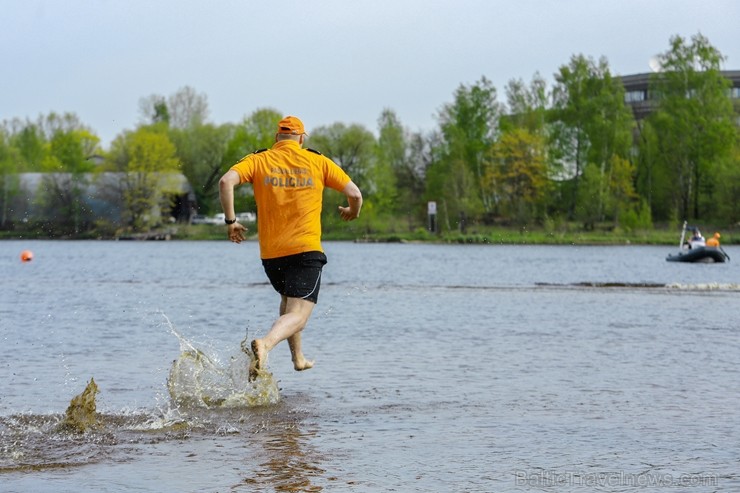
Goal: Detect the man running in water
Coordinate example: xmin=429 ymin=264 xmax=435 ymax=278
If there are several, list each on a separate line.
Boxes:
xmin=218 ymin=116 xmax=362 ymax=380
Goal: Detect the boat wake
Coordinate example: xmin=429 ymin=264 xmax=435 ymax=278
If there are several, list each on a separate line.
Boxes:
xmin=664 ymin=282 xmax=740 ymax=291
xmin=535 ymin=282 xmax=740 ymax=292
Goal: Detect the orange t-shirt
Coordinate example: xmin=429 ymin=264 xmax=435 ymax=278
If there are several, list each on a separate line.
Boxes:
xmin=230 ymin=140 xmax=351 ymax=259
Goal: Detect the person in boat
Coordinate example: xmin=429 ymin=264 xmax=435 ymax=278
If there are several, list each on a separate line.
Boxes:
xmin=688 ymin=228 xmax=705 ymax=249
xmin=706 ymin=232 xmax=721 ymax=248
xmin=218 ymin=115 xmax=363 ymax=381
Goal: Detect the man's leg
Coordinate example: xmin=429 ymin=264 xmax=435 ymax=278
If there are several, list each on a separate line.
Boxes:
xmin=280 ymin=296 xmax=315 ymax=371
xmin=288 ymin=331 xmax=314 ymax=371
xmin=251 ymin=296 xmax=315 ymax=379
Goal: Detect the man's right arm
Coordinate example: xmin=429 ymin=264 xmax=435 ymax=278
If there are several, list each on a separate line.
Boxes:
xmin=219 ymin=170 xmax=248 ymax=243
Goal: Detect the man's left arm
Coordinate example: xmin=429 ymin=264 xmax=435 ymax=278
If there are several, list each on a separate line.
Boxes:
xmin=338 ymin=180 xmax=362 ymax=221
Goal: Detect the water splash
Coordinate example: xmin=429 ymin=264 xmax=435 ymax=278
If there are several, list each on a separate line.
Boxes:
xmin=163 ymin=315 xmax=280 ymax=408
xmin=58 ymin=378 xmax=100 ymax=433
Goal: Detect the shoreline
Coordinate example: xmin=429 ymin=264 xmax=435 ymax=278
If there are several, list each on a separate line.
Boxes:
xmin=1 ymin=226 xmax=736 ymax=246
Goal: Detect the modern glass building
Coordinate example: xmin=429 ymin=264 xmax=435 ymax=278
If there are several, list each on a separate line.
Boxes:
xmin=619 ymin=70 xmax=740 ymax=121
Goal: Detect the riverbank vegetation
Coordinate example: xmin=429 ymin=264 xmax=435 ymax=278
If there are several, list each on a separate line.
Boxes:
xmin=4 ymin=221 xmax=728 ymax=247
xmin=1 ymin=33 xmax=738 ymax=243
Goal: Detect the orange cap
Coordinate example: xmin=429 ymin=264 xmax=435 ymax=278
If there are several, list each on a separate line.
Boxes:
xmin=277 ymin=116 xmax=306 ymax=135
xmin=714 ymin=232 xmax=721 ymax=238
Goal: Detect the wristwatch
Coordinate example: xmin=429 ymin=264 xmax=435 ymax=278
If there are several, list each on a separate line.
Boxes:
xmin=224 ymin=217 xmax=237 ymax=225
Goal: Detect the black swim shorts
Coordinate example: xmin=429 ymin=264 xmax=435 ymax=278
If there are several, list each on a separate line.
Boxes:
xmin=261 ymin=251 xmax=328 ymax=303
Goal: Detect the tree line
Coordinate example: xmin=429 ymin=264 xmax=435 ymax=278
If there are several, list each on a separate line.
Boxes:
xmin=1 ymin=33 xmax=738 ymax=237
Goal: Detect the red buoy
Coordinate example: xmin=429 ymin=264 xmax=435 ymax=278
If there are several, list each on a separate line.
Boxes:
xmin=20 ymin=250 xmax=34 ymax=262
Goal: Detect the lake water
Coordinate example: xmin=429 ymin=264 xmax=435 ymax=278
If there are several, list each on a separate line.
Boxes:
xmin=1 ymin=240 xmax=738 ymax=492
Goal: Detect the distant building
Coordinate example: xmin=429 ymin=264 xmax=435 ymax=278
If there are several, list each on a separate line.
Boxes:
xmin=619 ymin=70 xmax=740 ymax=121
xmin=7 ymin=172 xmax=196 ymax=225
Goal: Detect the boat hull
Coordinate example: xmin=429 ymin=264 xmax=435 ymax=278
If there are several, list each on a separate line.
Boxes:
xmin=666 ymin=246 xmax=728 ymax=263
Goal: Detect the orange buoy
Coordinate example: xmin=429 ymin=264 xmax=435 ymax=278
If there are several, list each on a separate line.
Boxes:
xmin=20 ymin=250 xmax=34 ymax=262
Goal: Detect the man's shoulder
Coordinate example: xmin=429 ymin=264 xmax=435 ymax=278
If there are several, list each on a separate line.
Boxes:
xmin=236 ymin=148 xmax=268 ymax=162
xmin=305 ymin=148 xmax=322 ymax=155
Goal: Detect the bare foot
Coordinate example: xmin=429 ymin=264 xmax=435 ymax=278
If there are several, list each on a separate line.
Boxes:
xmin=293 ymin=356 xmax=314 ymax=372
xmin=250 ymin=339 xmax=267 ymax=382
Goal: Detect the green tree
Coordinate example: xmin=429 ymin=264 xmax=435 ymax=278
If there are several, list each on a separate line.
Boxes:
xmin=8 ymin=121 xmax=47 ymax=171
xmin=373 ymin=109 xmax=402 ymax=224
xmin=222 ymin=108 xmax=283 ymax=163
xmin=37 ymin=128 xmax=100 ymax=232
xmin=498 ymin=74 xmax=554 ymax=224
xmin=106 ymin=126 xmax=181 ymax=230
xmin=170 ymin=123 xmax=233 ymax=215
xmin=713 ymin=137 xmax=740 ymax=224
xmin=550 ymin=55 xmax=596 ymax=219
xmin=243 ymin=108 xmax=284 ymax=149
xmin=377 ymin=127 xmax=437 ymax=232
xmin=405 ymin=130 xmax=435 ymax=226
xmin=425 ymin=132 xmax=480 ymax=232
xmin=607 ymin=155 xmax=641 ymax=228
xmin=485 ymin=128 xmax=549 ymax=223
xmin=309 ymin=122 xmax=375 ymax=185
xmin=47 ymin=128 xmax=98 ymax=174
xmin=0 ymin=113 xmax=100 ymax=233
xmin=550 ymin=55 xmax=634 ymax=226
xmin=139 ymin=94 xmax=171 ymax=125
xmin=644 ymin=33 xmax=736 ymax=221
xmin=502 ymin=73 xmax=549 ymax=136
xmin=375 ymin=110 xmax=433 ymax=231
xmin=634 ymin=117 xmax=661 ymax=219
xmin=0 ymin=129 xmax=21 ymax=228
xmin=435 ymin=77 xmax=502 ymax=218
xmin=308 ymin=122 xmax=376 ymax=232
xmin=575 ymin=157 xmax=640 ymax=230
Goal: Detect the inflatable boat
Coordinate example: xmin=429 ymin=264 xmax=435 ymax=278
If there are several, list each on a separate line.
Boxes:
xmin=666 ymin=246 xmax=728 ymax=263
xmin=666 ymin=221 xmax=729 ymax=263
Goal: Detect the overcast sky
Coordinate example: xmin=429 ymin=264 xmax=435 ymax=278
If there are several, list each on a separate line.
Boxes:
xmin=2 ymin=0 xmax=739 ymax=147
